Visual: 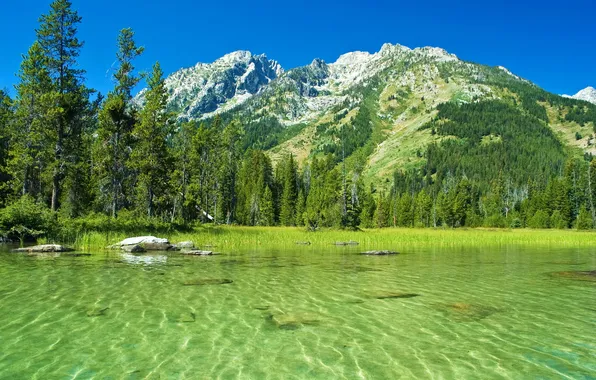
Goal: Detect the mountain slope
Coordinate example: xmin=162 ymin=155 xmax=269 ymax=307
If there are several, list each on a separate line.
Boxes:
xmin=146 ymin=43 xmax=596 ymax=187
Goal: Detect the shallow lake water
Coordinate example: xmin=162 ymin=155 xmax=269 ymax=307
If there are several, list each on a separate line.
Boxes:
xmin=0 ymin=244 xmax=595 ymax=379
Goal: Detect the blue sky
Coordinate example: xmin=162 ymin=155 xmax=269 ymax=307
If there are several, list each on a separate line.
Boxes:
xmin=1 ymin=0 xmax=594 ymax=96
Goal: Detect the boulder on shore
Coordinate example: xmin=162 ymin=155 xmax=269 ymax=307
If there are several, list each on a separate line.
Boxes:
xmin=174 ymin=241 xmax=195 ymax=249
xmin=110 ymin=236 xmax=175 ymax=251
xmin=362 ymin=250 xmax=399 ymax=256
xmin=13 ymin=244 xmax=74 ymax=253
xmin=118 ymin=236 xmax=169 ymax=246
xmin=121 ymin=244 xmax=146 ymax=253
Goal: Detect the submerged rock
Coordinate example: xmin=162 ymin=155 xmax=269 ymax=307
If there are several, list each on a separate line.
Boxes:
xmin=13 ymin=244 xmax=74 ymax=253
xmin=352 ymin=266 xmax=383 ymax=272
xmin=86 ymin=307 xmax=110 ymax=317
xmin=182 ymin=278 xmax=233 ymax=286
xmin=266 ymin=312 xmax=321 ymax=330
xmin=121 ymin=253 xmax=167 ymax=265
xmin=374 ymin=292 xmax=420 ymax=300
xmin=334 ymin=241 xmax=359 ymax=246
xmin=362 ymin=250 xmax=399 ymax=256
xmin=180 ymin=250 xmax=218 ymax=256
xmin=167 ymin=311 xmax=196 ymax=323
xmin=440 ymin=302 xmax=500 ymax=322
xmin=549 ymin=270 xmax=596 ymax=282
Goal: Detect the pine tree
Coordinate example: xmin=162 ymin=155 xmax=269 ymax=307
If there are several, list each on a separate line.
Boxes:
xmin=375 ymin=192 xmax=389 ymax=228
xmin=0 ymin=90 xmax=13 ymax=206
xmin=344 ymin=179 xmax=362 ymax=230
xmin=188 ymin=122 xmax=217 ymax=222
xmin=9 ymin=42 xmax=54 ymax=201
xmin=171 ymin=122 xmax=195 ymax=222
xmin=216 ymin=120 xmax=243 ymax=224
xmin=93 ymin=28 xmax=143 ymax=217
xmin=415 ymin=189 xmax=432 ymax=227
xmin=36 ymin=0 xmax=90 ymax=211
xmin=576 ymin=205 xmax=593 ymax=230
xmin=295 ymin=188 xmax=306 ymax=226
xmin=279 ymin=154 xmax=298 ymax=226
xmin=130 ymin=62 xmax=173 ymax=217
xmin=260 ymin=186 xmax=275 ymax=226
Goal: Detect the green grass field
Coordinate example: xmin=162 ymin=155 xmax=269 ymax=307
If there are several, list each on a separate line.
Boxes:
xmin=58 ymin=226 xmax=596 ymax=252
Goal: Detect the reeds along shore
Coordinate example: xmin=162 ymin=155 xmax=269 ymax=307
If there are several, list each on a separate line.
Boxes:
xmin=39 ymin=226 xmax=596 ymax=252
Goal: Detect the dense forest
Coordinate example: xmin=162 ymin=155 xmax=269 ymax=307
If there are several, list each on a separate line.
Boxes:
xmin=1 ymin=0 xmax=596 ymax=242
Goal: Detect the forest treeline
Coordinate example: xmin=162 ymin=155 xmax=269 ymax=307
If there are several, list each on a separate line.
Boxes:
xmin=1 ymin=0 xmax=596 ymax=241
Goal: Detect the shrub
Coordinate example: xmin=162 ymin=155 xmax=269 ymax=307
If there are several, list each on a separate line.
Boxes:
xmin=576 ymin=207 xmax=594 ymax=230
xmin=550 ymin=210 xmax=567 ymax=229
xmin=528 ymin=210 xmax=550 ymax=229
xmin=0 ymin=195 xmax=56 ymax=244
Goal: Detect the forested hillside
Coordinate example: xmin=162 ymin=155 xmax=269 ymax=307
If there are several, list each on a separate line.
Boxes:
xmin=2 ymin=0 xmax=596 ymax=242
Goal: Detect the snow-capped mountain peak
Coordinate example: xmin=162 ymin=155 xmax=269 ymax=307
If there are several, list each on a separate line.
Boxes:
xmin=149 ymin=50 xmax=284 ymax=120
xmin=563 ymin=86 xmax=596 ymax=104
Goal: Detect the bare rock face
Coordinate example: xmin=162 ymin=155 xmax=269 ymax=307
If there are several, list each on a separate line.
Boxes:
xmin=13 ymin=244 xmax=74 ymax=253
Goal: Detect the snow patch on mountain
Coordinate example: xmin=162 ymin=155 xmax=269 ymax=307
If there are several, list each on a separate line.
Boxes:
xmin=563 ymin=86 xmax=596 ymax=104
xmin=144 ymin=50 xmax=283 ymax=120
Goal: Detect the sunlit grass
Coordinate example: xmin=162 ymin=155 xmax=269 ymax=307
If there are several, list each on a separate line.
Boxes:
xmin=58 ymin=226 xmax=596 ymax=251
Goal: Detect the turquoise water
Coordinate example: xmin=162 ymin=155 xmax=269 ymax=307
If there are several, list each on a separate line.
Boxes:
xmin=0 ymin=244 xmax=595 ymax=379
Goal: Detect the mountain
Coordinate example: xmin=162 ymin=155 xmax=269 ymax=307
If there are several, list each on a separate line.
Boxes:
xmin=139 ymin=51 xmax=283 ymax=120
xmin=563 ymin=86 xmax=596 ymax=104
xmin=144 ymin=43 xmax=596 ymax=187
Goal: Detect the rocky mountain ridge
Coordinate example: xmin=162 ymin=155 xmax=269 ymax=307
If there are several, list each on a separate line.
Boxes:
xmin=564 ymin=86 xmax=596 ymax=104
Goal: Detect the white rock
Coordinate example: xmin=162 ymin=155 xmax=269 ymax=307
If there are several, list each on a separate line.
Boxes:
xmin=117 ymin=236 xmax=170 ymax=246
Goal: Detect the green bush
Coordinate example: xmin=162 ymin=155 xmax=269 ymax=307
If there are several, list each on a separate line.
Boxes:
xmin=550 ymin=210 xmax=567 ymax=229
xmin=576 ymin=207 xmax=594 ymax=230
xmin=0 ymin=195 xmax=56 ymax=244
xmin=528 ymin=210 xmax=550 ymax=229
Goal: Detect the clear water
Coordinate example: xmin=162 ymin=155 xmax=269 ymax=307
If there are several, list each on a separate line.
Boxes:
xmin=0 ymin=244 xmax=595 ymax=379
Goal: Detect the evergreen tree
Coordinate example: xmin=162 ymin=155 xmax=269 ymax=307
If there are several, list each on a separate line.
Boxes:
xmin=0 ymin=90 xmax=12 ymax=206
xmin=216 ymin=120 xmax=243 ymax=224
xmin=279 ymin=154 xmax=298 ymax=226
xmin=130 ymin=62 xmax=173 ymax=217
xmin=9 ymin=42 xmax=54 ymax=201
xmin=260 ymin=186 xmax=275 ymax=226
xmin=415 ymin=189 xmax=432 ymax=227
xmin=576 ymin=206 xmax=593 ymax=230
xmin=344 ymin=179 xmax=362 ymax=230
xmin=170 ymin=122 xmax=195 ymax=222
xmin=36 ymin=0 xmax=91 ymax=211
xmin=188 ymin=121 xmax=217 ymax=222
xmin=374 ymin=192 xmax=389 ymax=228
xmin=93 ymin=28 xmax=143 ymax=217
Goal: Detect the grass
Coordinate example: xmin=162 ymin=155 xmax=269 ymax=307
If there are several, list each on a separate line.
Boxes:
xmin=53 ymin=226 xmax=596 ymax=252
